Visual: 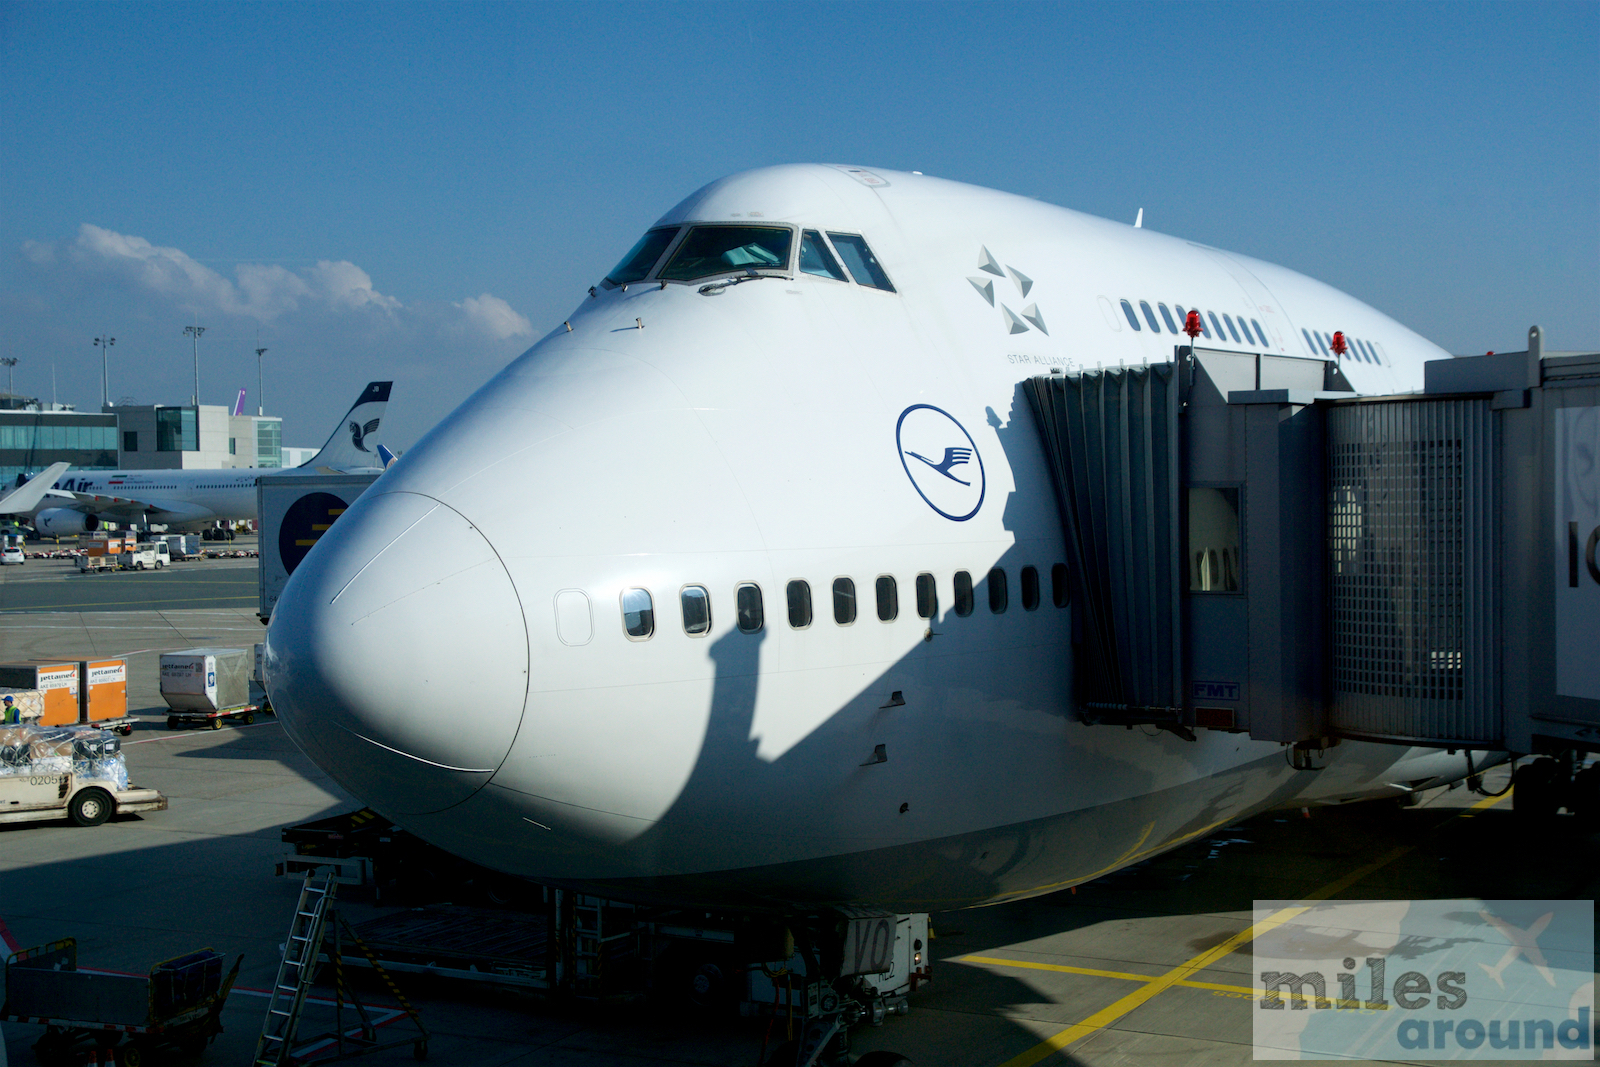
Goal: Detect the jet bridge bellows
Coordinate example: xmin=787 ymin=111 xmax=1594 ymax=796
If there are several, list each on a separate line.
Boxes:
xmin=1025 ymin=328 xmax=1600 ymax=755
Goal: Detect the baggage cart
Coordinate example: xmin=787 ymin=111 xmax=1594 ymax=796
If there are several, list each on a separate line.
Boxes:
xmin=165 ymin=703 xmax=260 ymax=731
xmin=1 ymin=938 xmax=241 ymax=1065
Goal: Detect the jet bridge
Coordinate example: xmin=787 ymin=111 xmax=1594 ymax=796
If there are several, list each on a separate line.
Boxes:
xmin=1024 ymin=327 xmax=1600 ymax=758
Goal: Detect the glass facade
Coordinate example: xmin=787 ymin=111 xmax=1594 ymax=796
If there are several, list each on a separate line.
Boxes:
xmin=0 ymin=414 xmax=119 ymax=487
xmin=256 ymin=418 xmax=282 ymax=468
xmin=155 ymin=408 xmax=198 ymax=452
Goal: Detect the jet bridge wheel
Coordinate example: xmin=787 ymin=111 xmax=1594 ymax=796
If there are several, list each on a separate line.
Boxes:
xmin=1512 ymin=758 xmax=1563 ymax=822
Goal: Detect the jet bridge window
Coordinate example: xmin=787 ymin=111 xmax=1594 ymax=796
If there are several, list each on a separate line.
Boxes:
xmin=659 ymin=226 xmax=792 ymax=281
xmin=606 ymin=227 xmax=678 ymax=286
xmin=953 ymin=571 xmax=975 ymax=617
xmin=681 ymin=585 xmax=711 ymax=636
xmin=1120 ymin=299 xmax=1142 ymax=331
xmin=1140 ymin=301 xmax=1162 ymax=333
xmin=825 ymin=233 xmax=896 ymax=292
xmin=875 ymin=575 xmax=898 ymax=621
xmin=1020 ymin=565 xmax=1040 ymax=611
xmin=787 ymin=580 xmax=813 ymax=629
xmin=799 ymin=230 xmax=848 ymax=281
xmin=1189 ymin=487 xmax=1242 ymax=592
xmin=622 ymin=588 xmax=655 ymax=639
xmin=915 ymin=573 xmax=938 ymax=618
xmin=833 ymin=577 xmax=856 ymax=625
xmin=736 ymin=583 xmax=764 ymax=633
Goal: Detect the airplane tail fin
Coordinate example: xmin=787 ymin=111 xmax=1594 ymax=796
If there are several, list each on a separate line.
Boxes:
xmin=0 ymin=462 xmax=70 ymax=514
xmin=298 ymin=382 xmax=393 ymax=470
xmin=377 ymin=443 xmax=398 ymax=469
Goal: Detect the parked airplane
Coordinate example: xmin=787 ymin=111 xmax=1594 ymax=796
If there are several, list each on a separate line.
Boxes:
xmin=27 ymin=382 xmax=392 ymax=536
xmin=265 ymin=166 xmax=1491 ymax=920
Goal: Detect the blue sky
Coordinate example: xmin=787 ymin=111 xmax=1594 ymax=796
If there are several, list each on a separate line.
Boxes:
xmin=3 ymin=1 xmax=1595 ymax=448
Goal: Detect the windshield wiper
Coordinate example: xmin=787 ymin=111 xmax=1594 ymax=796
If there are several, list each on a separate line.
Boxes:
xmin=698 ymin=268 xmax=775 ymax=295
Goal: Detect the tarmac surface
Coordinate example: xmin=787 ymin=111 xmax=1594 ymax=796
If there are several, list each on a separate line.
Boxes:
xmin=0 ymin=539 xmax=1595 ymax=1067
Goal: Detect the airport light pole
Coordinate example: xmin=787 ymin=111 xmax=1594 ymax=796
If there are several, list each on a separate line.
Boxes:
xmin=0 ymin=358 xmax=16 ymax=398
xmin=184 ymin=324 xmax=205 ymax=405
xmin=256 ymin=347 xmax=267 ymax=416
xmin=94 ymin=334 xmax=115 ymax=408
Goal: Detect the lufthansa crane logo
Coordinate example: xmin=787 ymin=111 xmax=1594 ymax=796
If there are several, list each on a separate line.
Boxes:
xmin=897 ymin=405 xmax=985 ymax=521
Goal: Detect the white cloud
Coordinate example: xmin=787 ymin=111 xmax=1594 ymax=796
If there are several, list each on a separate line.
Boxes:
xmin=60 ymin=224 xmax=404 ymax=322
xmin=455 ymin=293 xmax=533 ymax=340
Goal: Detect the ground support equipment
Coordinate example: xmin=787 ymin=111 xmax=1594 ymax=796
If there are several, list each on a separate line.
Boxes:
xmin=166 ymin=703 xmax=259 ymax=731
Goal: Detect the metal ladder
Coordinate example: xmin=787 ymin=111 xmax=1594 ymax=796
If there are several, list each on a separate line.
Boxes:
xmin=253 ymin=871 xmax=336 ymax=1066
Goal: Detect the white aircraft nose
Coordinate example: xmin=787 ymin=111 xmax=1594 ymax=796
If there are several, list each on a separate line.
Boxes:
xmin=265 ymin=491 xmax=529 ymax=816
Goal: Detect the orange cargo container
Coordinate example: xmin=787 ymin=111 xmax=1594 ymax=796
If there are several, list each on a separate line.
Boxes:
xmin=0 ymin=662 xmax=80 ymax=725
xmin=79 ymin=658 xmax=129 ymax=723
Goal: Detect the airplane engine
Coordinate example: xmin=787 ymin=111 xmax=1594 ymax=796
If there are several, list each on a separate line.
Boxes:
xmin=35 ymin=509 xmax=100 ymax=537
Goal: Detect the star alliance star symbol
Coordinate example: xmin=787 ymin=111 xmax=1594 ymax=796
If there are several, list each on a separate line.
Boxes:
xmin=968 ymin=246 xmax=1047 ymax=336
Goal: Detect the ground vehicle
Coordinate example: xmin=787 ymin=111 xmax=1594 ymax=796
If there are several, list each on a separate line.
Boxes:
xmin=1 ymin=543 xmax=24 ymax=564
xmin=1 ymin=938 xmax=240 ymax=1064
xmin=0 ymin=727 xmax=167 ymax=827
xmin=119 ymin=541 xmax=169 ymax=570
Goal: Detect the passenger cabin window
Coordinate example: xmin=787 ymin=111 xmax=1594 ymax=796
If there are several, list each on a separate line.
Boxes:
xmin=659 ymin=225 xmax=792 ymax=281
xmin=1140 ymin=301 xmax=1162 ymax=333
xmin=736 ymin=583 xmax=764 ymax=633
xmin=1208 ymin=312 xmax=1227 ymax=342
xmin=622 ymin=588 xmax=655 ymax=639
xmin=1251 ymin=319 xmax=1269 ymax=347
xmin=915 ymin=573 xmax=938 ymax=619
xmin=833 ymin=577 xmax=856 ymax=625
xmin=1051 ymin=563 xmax=1070 ymax=608
xmin=875 ymin=575 xmax=898 ymax=621
xmin=988 ymin=568 xmax=1008 ymax=613
xmin=1121 ymin=299 xmax=1142 ymax=331
xmin=787 ymin=580 xmax=813 ymax=629
xmin=606 ymin=227 xmax=678 ymax=286
xmin=826 ymin=233 xmax=896 ymax=291
xmin=953 ymin=571 xmax=975 ymax=616
xmin=799 ymin=230 xmax=848 ymax=281
xmin=681 ymin=585 xmax=711 ymax=636
xmin=1020 ymin=565 xmax=1040 ymax=611
xmin=1302 ymin=328 xmax=1318 ymax=356
xmin=1158 ymin=303 xmax=1178 ymax=333
xmin=1222 ymin=314 xmax=1242 ymax=344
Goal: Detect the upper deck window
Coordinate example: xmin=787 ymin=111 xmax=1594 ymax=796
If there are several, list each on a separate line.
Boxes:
xmin=1222 ymin=314 xmax=1243 ymax=344
xmin=826 ymin=233 xmax=896 ymax=292
xmin=799 ymin=230 xmax=848 ymax=281
xmin=1121 ymin=300 xmax=1142 ymax=331
xmin=606 ymin=227 xmax=678 ymax=286
xmin=1250 ymin=319 xmax=1269 ymax=347
xmin=659 ymin=226 xmax=792 ymax=282
xmin=1140 ymin=301 xmax=1162 ymax=333
xmin=1158 ymin=303 xmax=1178 ymax=333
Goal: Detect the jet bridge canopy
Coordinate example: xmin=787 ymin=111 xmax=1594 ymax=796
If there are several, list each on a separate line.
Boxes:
xmin=1024 ymin=328 xmax=1600 ymax=755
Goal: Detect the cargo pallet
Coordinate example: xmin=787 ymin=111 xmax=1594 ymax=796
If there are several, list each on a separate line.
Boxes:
xmin=166 ymin=703 xmax=263 ymax=731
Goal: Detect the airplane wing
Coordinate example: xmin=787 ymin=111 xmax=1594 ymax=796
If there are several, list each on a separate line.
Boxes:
xmin=32 ymin=487 xmax=212 ymax=522
xmin=0 ymin=463 xmax=70 ymax=514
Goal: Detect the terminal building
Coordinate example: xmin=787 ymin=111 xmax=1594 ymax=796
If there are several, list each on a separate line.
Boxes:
xmin=0 ymin=394 xmax=284 ymax=485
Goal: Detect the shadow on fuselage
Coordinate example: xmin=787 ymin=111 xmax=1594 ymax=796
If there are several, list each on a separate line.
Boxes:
xmin=562 ymin=383 xmax=1306 ymax=914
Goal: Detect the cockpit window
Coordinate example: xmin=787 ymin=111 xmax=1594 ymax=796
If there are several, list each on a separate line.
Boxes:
xmin=799 ymin=230 xmax=848 ymax=281
xmin=658 ymin=225 xmax=792 ymax=281
xmin=825 ymin=233 xmax=895 ymax=292
xmin=606 ymin=227 xmax=678 ymax=286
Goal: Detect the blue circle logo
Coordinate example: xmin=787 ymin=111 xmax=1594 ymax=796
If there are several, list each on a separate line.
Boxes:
xmin=896 ymin=404 xmax=985 ymax=521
